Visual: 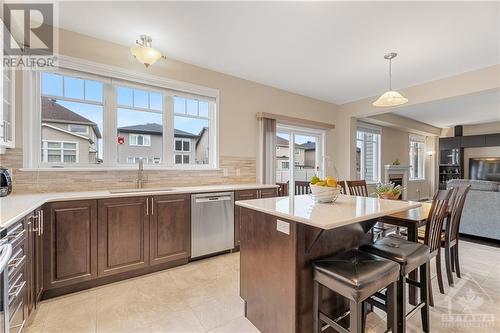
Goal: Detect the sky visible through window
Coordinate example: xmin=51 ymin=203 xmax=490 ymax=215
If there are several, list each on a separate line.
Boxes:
xmin=42 ymin=74 xmax=208 ymax=161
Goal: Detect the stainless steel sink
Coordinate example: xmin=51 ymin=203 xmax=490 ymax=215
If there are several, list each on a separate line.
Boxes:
xmin=110 ymin=188 xmax=174 ymax=194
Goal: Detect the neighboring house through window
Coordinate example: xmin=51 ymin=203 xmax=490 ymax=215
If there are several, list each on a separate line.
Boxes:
xmin=356 ymin=124 xmax=381 ymax=183
xmin=409 ymin=134 xmax=426 ymax=180
xmin=27 ymin=64 xmax=218 ymax=169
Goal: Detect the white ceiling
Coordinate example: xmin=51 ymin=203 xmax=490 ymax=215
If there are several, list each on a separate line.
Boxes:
xmin=391 ymin=89 xmax=500 ymax=128
xmin=56 ymin=1 xmax=499 ymax=104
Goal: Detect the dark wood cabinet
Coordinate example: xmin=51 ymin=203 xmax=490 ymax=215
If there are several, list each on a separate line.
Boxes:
xmin=34 ymin=208 xmax=44 ymax=304
xmin=485 ymin=133 xmax=500 ymax=146
xmin=234 ymin=190 xmax=259 ymax=246
xmin=44 ymin=200 xmax=98 ymax=290
xmin=259 ymin=188 xmax=278 ymax=198
xmin=97 ymin=197 xmax=149 ymax=277
xmin=439 ymin=137 xmax=461 ymax=150
xmin=150 ymin=194 xmax=190 ymax=266
xmin=234 ymin=188 xmax=277 ymax=247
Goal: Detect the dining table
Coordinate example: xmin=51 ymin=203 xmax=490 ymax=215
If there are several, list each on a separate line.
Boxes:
xmin=381 ymin=201 xmax=433 ymax=305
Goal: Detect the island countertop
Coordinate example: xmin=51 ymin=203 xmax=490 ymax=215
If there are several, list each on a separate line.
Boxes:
xmin=236 ymin=194 xmax=421 ymax=230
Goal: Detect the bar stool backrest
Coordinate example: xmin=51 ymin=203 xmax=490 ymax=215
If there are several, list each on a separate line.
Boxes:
xmin=295 ymin=181 xmax=311 ymax=195
xmin=425 ymin=189 xmax=452 ymax=254
xmin=346 ymin=180 xmax=369 ymax=197
xmin=447 ymin=185 xmax=471 ymax=243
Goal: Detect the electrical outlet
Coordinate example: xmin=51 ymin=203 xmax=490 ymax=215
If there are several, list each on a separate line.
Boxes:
xmin=223 ymin=168 xmax=228 ymax=177
xmin=236 ymin=168 xmax=241 ymax=177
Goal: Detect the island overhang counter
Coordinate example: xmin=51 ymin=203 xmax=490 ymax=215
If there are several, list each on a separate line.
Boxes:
xmin=236 ymin=194 xmax=421 ymax=333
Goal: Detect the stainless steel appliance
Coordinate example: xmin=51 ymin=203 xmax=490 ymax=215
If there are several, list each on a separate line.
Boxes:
xmin=0 ymin=168 xmax=12 ymax=197
xmin=0 ymin=229 xmax=13 ymax=333
xmin=191 ymin=192 xmax=234 ymax=258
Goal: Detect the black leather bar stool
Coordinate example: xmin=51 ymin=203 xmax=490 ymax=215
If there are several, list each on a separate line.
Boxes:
xmin=313 ymin=249 xmax=400 ymax=333
xmin=360 ymin=236 xmax=431 ymax=333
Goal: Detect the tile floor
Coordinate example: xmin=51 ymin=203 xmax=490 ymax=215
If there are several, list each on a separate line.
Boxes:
xmin=26 ymin=240 xmax=500 ymax=333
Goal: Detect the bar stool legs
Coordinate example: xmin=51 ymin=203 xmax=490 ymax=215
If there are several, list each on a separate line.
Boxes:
xmin=420 ymin=262 xmax=430 ymax=332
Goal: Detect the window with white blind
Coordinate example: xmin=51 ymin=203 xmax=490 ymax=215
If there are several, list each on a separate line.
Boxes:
xmin=356 ymin=125 xmax=381 ymax=183
xmin=409 ymin=134 xmax=426 ymax=180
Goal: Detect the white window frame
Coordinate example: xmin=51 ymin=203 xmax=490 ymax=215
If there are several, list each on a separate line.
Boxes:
xmin=409 ymin=134 xmax=426 ymax=181
xmin=356 ymin=124 xmax=381 ymax=184
xmin=22 ymin=55 xmax=220 ymax=170
xmin=42 ymin=140 xmax=79 ymax=164
xmin=276 ymin=124 xmax=326 ymax=196
xmin=129 ymin=134 xmax=151 ymax=147
xmin=175 ymin=154 xmax=190 ymax=165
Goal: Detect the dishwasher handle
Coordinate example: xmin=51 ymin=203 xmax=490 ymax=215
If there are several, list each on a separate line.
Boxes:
xmin=194 ymin=196 xmax=232 ymax=203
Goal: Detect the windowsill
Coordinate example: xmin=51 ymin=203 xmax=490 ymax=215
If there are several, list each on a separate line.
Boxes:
xmin=20 ymin=165 xmax=221 ymax=172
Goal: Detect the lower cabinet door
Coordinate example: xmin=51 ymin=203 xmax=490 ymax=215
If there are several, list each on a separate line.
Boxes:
xmin=44 ymin=201 xmax=98 ymax=290
xmin=97 ymin=197 xmax=150 ymax=277
xmin=150 ymin=194 xmax=190 ymax=265
xmin=34 ymin=209 xmax=44 ymax=303
xmin=234 ymin=190 xmax=259 ymax=247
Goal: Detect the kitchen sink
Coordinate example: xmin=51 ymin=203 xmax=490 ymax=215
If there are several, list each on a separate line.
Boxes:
xmin=109 ymin=188 xmax=174 ymax=194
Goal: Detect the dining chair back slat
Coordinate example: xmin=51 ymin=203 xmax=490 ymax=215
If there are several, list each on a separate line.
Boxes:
xmin=295 ymin=181 xmax=311 ymax=195
xmin=447 ymin=185 xmax=471 ymax=243
xmin=337 ymin=181 xmax=347 ymax=195
xmin=346 ymin=180 xmax=369 ymax=197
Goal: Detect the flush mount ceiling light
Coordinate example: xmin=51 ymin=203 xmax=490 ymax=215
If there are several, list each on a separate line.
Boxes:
xmin=373 ymin=52 xmax=408 ymax=108
xmin=130 ymin=35 xmax=166 ymax=68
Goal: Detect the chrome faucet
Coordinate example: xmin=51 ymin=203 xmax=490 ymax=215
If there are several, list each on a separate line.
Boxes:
xmin=137 ymin=158 xmax=145 ymax=189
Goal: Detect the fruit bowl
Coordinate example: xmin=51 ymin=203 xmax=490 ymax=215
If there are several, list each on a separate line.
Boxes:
xmin=309 ymin=184 xmax=341 ymax=203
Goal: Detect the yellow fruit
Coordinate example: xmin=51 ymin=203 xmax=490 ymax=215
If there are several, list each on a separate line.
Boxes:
xmin=326 ymin=176 xmax=335 ymax=181
xmin=316 ymin=181 xmax=327 ymax=186
xmin=327 ymin=179 xmax=337 ymax=187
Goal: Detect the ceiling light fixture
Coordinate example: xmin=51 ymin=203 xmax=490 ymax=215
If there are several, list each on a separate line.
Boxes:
xmin=130 ymin=35 xmax=166 ymax=68
xmin=373 ymin=52 xmax=408 ymax=108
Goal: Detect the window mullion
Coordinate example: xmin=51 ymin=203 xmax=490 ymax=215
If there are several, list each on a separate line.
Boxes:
xmin=104 ymin=82 xmax=117 ymax=165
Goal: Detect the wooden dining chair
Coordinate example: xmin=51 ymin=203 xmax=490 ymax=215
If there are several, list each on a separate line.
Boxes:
xmin=422 ymin=189 xmax=452 ymax=306
xmin=337 ymin=180 xmax=347 ymax=195
xmin=444 ymin=185 xmax=471 ymax=287
xmin=346 ymin=180 xmax=369 ymax=197
xmin=295 ymin=181 xmax=311 ymax=195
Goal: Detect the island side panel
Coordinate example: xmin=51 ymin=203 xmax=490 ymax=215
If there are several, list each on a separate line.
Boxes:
xmin=295 ymin=220 xmax=377 ymax=332
xmin=240 ymin=207 xmax=297 ymax=333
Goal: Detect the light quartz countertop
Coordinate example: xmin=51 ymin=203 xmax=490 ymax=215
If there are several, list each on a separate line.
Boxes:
xmin=0 ymin=184 xmax=277 ymax=229
xmin=235 ymin=194 xmax=421 ymax=230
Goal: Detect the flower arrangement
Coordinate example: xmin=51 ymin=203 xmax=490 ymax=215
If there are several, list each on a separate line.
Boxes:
xmin=373 ymin=182 xmax=405 ymax=200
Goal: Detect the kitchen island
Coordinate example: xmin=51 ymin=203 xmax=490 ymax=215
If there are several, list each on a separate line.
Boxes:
xmin=236 ymin=194 xmax=420 ymax=333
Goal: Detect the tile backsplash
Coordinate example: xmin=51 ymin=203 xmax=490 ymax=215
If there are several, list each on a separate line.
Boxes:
xmin=0 ymin=148 xmax=256 ymax=193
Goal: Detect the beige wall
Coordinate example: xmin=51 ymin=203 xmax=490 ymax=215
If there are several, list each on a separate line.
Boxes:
xmin=1 ymin=27 xmax=338 ymax=193
xmin=378 ymin=126 xmax=433 ymax=201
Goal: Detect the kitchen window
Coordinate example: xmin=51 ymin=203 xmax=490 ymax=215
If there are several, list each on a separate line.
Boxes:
xmin=41 ymin=141 xmax=78 ymax=163
xmin=356 ymin=125 xmax=381 ymax=183
xmin=25 ymin=61 xmax=219 ymax=170
xmin=409 ymin=134 xmax=426 ymax=180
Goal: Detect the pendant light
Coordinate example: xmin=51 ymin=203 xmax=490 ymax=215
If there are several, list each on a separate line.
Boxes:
xmin=130 ymin=35 xmax=166 ymax=68
xmin=373 ymin=52 xmax=408 ymax=107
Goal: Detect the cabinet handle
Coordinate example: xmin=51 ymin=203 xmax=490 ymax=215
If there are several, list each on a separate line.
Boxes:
xmin=151 ymin=198 xmax=154 ymax=215
xmin=146 ymin=198 xmax=149 ymax=215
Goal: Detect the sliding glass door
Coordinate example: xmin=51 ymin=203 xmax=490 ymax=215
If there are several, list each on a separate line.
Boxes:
xmin=275 ymin=125 xmax=325 ymax=196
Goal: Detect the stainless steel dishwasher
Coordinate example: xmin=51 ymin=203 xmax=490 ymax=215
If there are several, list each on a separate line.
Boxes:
xmin=191 ymin=192 xmax=234 ymax=258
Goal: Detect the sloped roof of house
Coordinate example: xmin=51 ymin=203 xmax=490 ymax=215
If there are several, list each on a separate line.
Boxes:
xmin=117 ymin=123 xmax=198 ymax=138
xmin=276 ymin=136 xmax=310 ymax=149
xmin=42 ymin=97 xmax=102 ymax=139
